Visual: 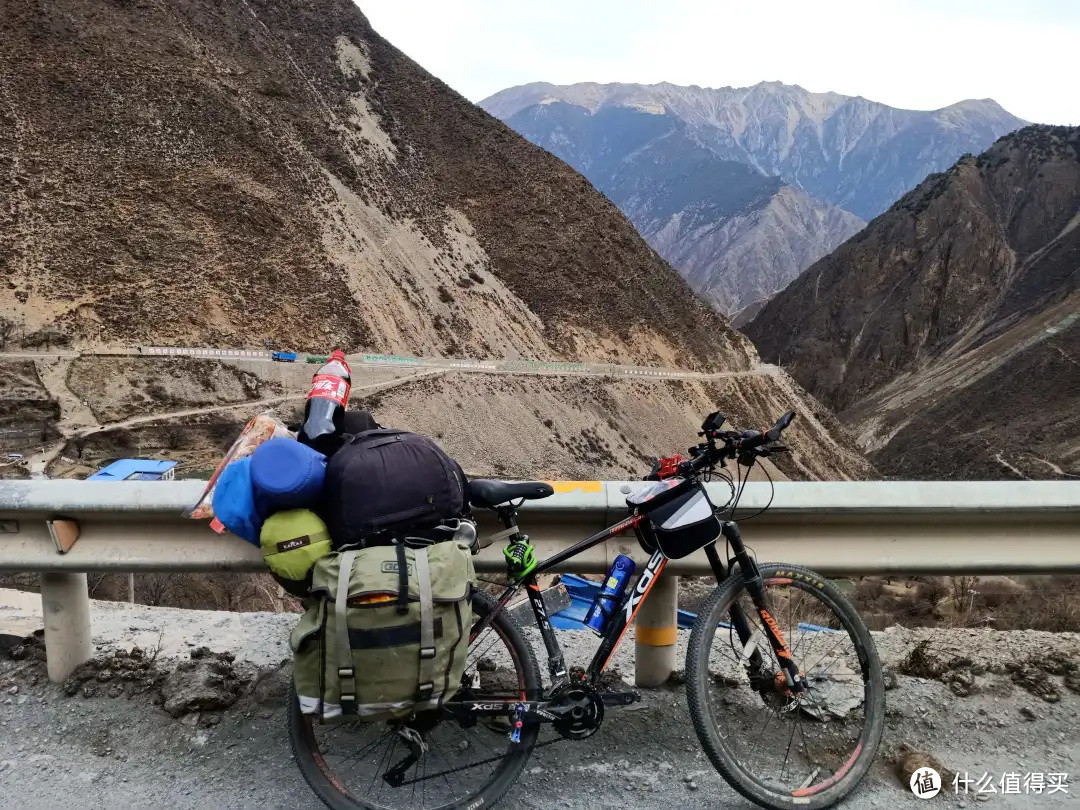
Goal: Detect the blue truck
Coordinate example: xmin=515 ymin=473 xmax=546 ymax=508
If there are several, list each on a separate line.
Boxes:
xmin=271 ymin=351 xmax=298 ymax=362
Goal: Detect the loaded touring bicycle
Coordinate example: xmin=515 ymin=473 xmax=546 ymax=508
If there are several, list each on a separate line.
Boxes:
xmin=288 ymin=410 xmax=885 ymax=810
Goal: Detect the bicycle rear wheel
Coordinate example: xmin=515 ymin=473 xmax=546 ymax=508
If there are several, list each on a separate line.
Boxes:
xmin=686 ymin=564 xmax=884 ymax=809
xmin=289 ymin=590 xmax=542 ymax=810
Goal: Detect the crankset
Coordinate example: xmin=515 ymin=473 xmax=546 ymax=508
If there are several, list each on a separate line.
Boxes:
xmin=549 ymin=683 xmax=606 ymax=740
xmin=442 ymin=686 xmax=640 ymax=738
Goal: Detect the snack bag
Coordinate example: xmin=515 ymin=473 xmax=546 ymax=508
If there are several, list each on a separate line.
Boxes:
xmin=185 ymin=412 xmax=293 ymax=527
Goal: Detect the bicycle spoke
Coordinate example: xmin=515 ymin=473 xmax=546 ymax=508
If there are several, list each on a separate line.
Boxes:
xmin=368 ymin=732 xmax=395 ymax=796
xmin=780 ymin=713 xmax=799 ymax=781
xmin=468 ymin=629 xmax=506 ymax=668
xmin=746 ymin=705 xmax=780 ymax=768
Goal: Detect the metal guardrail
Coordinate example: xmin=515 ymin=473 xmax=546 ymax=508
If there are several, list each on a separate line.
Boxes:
xmin=2 ymin=479 xmax=1079 ymax=574
xmin=2 ymin=479 xmax=1079 ymax=682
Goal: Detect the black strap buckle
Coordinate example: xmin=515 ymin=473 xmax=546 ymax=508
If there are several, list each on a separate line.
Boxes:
xmin=395 ymin=542 xmax=410 ymax=615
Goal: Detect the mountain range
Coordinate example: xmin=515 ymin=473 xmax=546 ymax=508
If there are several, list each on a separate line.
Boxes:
xmin=746 ymin=125 xmax=1080 ymax=479
xmin=482 ymin=81 xmax=1025 ymax=315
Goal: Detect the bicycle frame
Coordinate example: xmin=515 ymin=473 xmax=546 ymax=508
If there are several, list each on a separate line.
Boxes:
xmin=466 ymin=500 xmax=806 ymax=701
xmin=470 ymin=512 xmax=657 ymax=689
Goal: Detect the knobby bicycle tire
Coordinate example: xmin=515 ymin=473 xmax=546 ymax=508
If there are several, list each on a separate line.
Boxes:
xmin=289 ymin=590 xmax=543 ymax=810
xmin=686 ymin=563 xmax=885 ymax=809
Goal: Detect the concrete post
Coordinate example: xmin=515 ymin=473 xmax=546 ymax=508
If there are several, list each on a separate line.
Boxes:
xmin=634 ymin=574 xmax=678 ymax=687
xmin=40 ymin=572 xmax=92 ymax=682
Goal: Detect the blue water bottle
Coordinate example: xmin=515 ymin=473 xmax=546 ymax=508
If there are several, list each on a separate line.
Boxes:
xmin=584 ymin=555 xmax=637 ymax=635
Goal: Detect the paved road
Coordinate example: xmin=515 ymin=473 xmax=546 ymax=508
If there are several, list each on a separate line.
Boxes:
xmin=0 ymin=347 xmax=780 ymax=381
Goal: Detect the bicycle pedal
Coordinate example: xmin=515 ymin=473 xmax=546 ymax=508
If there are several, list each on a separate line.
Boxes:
xmin=599 ymin=690 xmax=641 ymax=706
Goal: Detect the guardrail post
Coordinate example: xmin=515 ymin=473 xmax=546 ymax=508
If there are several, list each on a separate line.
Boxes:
xmin=634 ymin=574 xmax=678 ymax=686
xmin=40 ymin=572 xmax=92 ymax=682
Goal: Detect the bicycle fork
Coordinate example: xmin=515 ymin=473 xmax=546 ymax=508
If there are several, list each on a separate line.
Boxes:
xmin=709 ymin=522 xmax=806 ymax=694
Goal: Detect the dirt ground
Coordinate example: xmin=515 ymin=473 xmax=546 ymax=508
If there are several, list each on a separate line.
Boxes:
xmin=65 ymin=357 xmax=285 ymax=424
xmin=308 ymin=370 xmax=872 ymax=482
xmin=0 ymin=592 xmax=1077 ymax=809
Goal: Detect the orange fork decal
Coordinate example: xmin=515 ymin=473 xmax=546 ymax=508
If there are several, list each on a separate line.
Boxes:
xmin=759 ymin=609 xmax=793 ymax=660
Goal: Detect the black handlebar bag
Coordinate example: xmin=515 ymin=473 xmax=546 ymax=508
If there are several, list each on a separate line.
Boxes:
xmin=628 ymin=478 xmax=723 ymax=559
xmin=322 ymin=429 xmax=467 ymax=548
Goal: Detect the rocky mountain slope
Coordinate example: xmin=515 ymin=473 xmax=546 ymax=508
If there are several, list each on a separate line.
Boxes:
xmin=0 ymin=0 xmax=746 ymax=371
xmin=495 ymin=101 xmax=863 ymax=314
xmin=745 ymin=126 xmax=1080 ymax=479
xmin=0 ymin=0 xmax=872 ymax=482
xmin=0 ymin=363 xmax=57 ymax=451
xmin=655 ymin=186 xmax=862 ymax=315
xmin=483 ymin=81 xmax=1027 ymax=220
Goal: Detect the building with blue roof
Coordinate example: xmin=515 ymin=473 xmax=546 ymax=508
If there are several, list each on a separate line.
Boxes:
xmin=88 ymin=459 xmax=177 ymax=481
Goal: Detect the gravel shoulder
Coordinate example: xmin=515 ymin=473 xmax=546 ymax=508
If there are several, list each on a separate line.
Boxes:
xmin=1 ymin=590 xmax=1078 ymax=809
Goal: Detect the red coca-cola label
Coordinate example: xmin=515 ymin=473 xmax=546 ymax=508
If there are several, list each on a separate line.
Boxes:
xmin=307 ymin=374 xmax=350 ymax=406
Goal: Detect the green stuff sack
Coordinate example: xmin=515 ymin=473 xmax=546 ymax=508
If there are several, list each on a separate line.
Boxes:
xmin=291 ymin=541 xmax=474 ymax=721
xmin=260 ymin=509 xmax=332 ymax=597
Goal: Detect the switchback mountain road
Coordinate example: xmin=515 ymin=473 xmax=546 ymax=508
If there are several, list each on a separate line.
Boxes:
xmin=0 ymin=348 xmax=781 ymax=381
xmin=6 ymin=370 xmax=443 ymax=478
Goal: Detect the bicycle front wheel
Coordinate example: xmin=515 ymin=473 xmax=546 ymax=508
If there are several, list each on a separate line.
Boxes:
xmin=686 ymin=564 xmax=884 ymax=810
xmin=289 ymin=590 xmax=542 ymax=810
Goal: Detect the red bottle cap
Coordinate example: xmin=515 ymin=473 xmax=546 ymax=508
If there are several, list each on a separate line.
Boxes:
xmin=327 ymin=349 xmax=350 ymax=374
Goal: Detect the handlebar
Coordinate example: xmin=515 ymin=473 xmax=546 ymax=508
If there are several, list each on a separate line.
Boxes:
xmin=645 ymin=410 xmax=797 ymax=480
xmin=682 ymin=410 xmax=796 ymax=474
xmin=736 ymin=410 xmax=796 ymax=452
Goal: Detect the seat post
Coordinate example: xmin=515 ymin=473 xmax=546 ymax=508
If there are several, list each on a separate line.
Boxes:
xmin=495 ymin=505 xmax=520 ymax=534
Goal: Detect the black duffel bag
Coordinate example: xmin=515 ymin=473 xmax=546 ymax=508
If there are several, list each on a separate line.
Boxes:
xmin=322 ymin=429 xmax=468 ymax=548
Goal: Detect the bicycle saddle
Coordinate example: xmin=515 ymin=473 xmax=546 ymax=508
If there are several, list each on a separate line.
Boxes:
xmin=468 ymin=479 xmax=554 ymax=509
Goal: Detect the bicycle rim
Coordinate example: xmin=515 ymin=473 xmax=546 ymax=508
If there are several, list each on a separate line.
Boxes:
xmin=686 ymin=564 xmax=884 ymax=809
xmin=290 ymin=591 xmax=541 ymax=810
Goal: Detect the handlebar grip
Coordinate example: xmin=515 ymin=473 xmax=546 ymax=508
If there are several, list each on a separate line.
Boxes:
xmin=741 ymin=411 xmax=796 ymax=451
xmin=739 ymin=429 xmax=767 ymax=451
xmin=684 ymin=445 xmax=717 ymax=472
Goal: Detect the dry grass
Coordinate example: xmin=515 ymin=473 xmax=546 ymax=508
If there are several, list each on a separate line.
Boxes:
xmin=849 ymin=575 xmax=1080 ymax=632
xmin=0 ymin=572 xmax=301 ymax=614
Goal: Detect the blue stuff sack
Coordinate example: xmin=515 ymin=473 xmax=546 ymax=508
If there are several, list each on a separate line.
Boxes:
xmin=249 ymin=437 xmax=327 ymax=518
xmin=211 ymin=456 xmax=262 ymax=545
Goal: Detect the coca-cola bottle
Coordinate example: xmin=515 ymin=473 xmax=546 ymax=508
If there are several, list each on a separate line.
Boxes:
xmin=299 ymin=350 xmax=351 ymax=454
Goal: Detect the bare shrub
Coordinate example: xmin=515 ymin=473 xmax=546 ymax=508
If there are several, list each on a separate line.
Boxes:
xmin=852 ymin=578 xmax=885 ymax=602
xmin=849 ymin=574 xmax=1080 ymax=631
xmin=950 ymin=576 xmax=980 ymax=614
xmin=974 ymin=576 xmax=1080 ymax=632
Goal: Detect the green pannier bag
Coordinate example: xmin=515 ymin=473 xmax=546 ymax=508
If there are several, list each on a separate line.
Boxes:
xmin=260 ymin=509 xmax=332 ymax=597
xmin=291 ymin=541 xmax=474 ymax=721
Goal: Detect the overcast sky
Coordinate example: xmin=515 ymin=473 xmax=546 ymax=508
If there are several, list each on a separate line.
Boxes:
xmin=360 ymin=0 xmax=1078 ymax=125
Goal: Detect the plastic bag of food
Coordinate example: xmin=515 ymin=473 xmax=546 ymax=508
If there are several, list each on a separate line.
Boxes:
xmin=185 ymin=412 xmax=293 ymax=526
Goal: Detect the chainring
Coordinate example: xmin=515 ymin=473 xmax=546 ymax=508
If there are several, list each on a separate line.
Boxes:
xmin=550 ymin=684 xmax=605 ymax=740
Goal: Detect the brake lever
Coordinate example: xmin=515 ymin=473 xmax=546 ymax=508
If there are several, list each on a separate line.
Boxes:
xmin=750 ymin=443 xmax=790 ymax=460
